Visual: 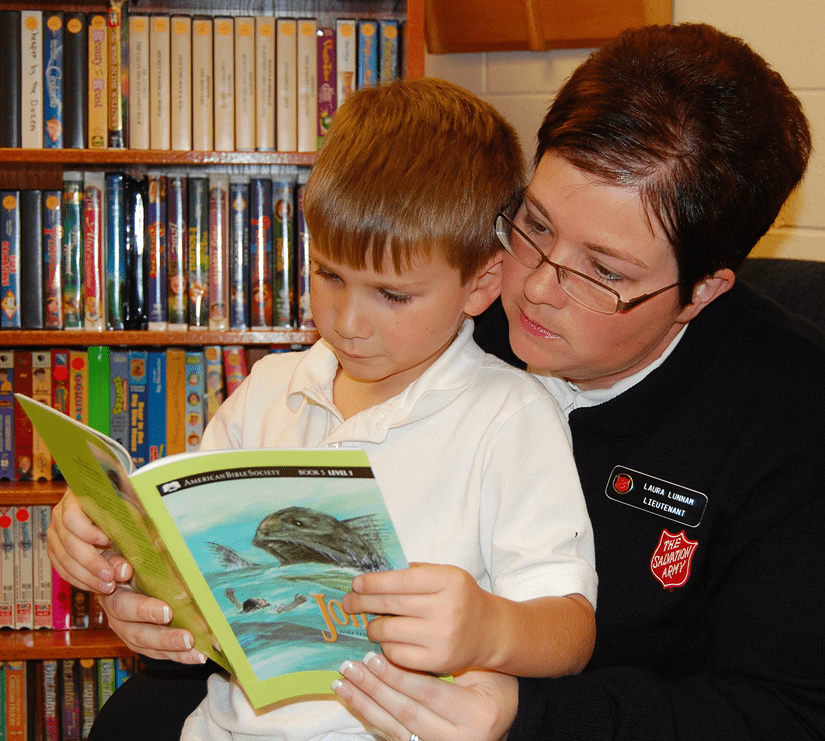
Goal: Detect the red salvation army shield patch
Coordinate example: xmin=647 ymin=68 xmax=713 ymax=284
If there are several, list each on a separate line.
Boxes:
xmin=650 ymin=529 xmax=699 ymax=589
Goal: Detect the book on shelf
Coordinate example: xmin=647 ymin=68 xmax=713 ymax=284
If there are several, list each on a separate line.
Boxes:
xmin=87 ymin=13 xmax=108 ymax=150
xmin=273 ymin=173 xmax=297 ymax=329
xmin=43 ymin=190 xmax=63 ymax=329
xmin=147 ymin=172 xmax=168 ymax=330
xmin=379 ymin=19 xmax=400 ymax=84
xmin=170 ymin=15 xmax=192 ymax=151
xmin=128 ymin=350 xmax=148 ymax=469
xmin=228 ymin=176 xmax=250 ymax=330
xmin=21 ymin=9 xmax=44 ymax=150
xmin=19 ymin=190 xmax=44 ymax=330
xmin=187 ymin=176 xmax=210 ymax=330
xmin=17 ymin=393 xmax=408 ymax=709
xmin=13 ymin=505 xmax=34 ymax=630
xmin=32 ymin=351 xmax=53 ymax=482
xmin=63 ymin=12 xmax=87 ymax=150
xmin=33 ymin=505 xmax=53 ymax=629
xmin=149 ymin=15 xmax=170 ymax=150
xmin=124 ymin=175 xmax=149 ymax=330
xmin=0 ymin=351 xmax=15 ymax=481
xmin=296 ymin=172 xmax=314 ymax=330
xmin=191 ymin=17 xmax=213 ymax=151
xmin=297 ymin=18 xmax=318 ymax=153
xmin=166 ymin=172 xmax=188 ymax=330
xmin=43 ymin=11 xmax=65 ymax=149
xmin=127 ymin=14 xmax=149 ymax=150
xmin=109 ymin=349 xmax=129 ymax=451
xmin=234 ymin=17 xmax=256 ymax=152
xmin=107 ymin=0 xmax=125 ymax=149
xmin=83 ymin=172 xmax=106 ymax=332
xmin=255 ymin=17 xmax=276 ymax=151
xmin=317 ymin=27 xmax=336 ymax=151
xmin=183 ymin=349 xmax=204 ymax=451
xmin=249 ymin=177 xmax=273 ymax=329
xmin=165 ymin=348 xmax=186 ymax=457
xmin=208 ymin=175 xmax=230 ymax=331
xmin=357 ymin=19 xmax=379 ymax=90
xmin=147 ymin=350 xmax=166 ymax=463
xmin=204 ymin=345 xmax=224 ymax=422
xmin=0 ymin=504 xmax=15 ymax=626
xmin=88 ymin=345 xmax=110 ymax=436
xmin=276 ymin=19 xmax=298 ymax=152
xmin=13 ymin=351 xmax=33 ymax=482
xmin=61 ymin=172 xmax=84 ymax=330
xmin=1 ymin=191 xmax=22 ymax=329
xmin=105 ymin=171 xmax=127 ymax=331
xmin=335 ymin=20 xmax=356 ymax=110
xmin=213 ymin=17 xmax=234 ymax=152
xmin=0 ymin=10 xmax=22 ymax=148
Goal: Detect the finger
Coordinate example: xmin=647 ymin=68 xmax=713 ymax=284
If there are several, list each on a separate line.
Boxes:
xmin=345 ymin=591 xmax=429 ymax=618
xmin=46 ymin=521 xmax=115 ymax=593
xmin=351 ymin=564 xmax=443 ymax=596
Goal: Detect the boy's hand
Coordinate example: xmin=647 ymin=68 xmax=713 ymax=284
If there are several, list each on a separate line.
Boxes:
xmin=343 ymin=563 xmax=496 ymax=675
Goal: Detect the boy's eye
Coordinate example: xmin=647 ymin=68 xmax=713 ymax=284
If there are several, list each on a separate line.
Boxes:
xmin=378 ymin=288 xmax=413 ymax=305
xmin=313 ymin=265 xmax=341 ymax=283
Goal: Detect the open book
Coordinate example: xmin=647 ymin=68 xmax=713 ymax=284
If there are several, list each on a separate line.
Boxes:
xmin=17 ymin=394 xmax=408 ymax=709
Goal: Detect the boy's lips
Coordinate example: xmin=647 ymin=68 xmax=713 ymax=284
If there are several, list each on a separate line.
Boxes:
xmin=519 ymin=308 xmax=562 ymax=340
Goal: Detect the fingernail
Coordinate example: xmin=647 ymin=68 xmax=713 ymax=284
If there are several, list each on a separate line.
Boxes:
xmin=117 ymin=562 xmax=129 ymax=579
xmin=196 ymin=651 xmax=207 ymax=664
xmin=99 ymin=581 xmax=115 ymax=593
xmin=363 ymin=651 xmax=385 ymax=673
xmin=338 ymin=660 xmax=355 ymax=675
xmin=331 ymin=679 xmax=351 ymax=699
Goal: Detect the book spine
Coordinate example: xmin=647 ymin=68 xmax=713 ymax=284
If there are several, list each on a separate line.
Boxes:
xmin=165 ymin=348 xmax=186 ymax=456
xmin=249 ymin=178 xmax=273 ymax=329
xmin=83 ymin=171 xmax=106 ymax=331
xmin=166 ymin=173 xmax=188 ymax=329
xmin=273 ymin=176 xmax=296 ymax=329
xmin=170 ymin=16 xmax=192 ymax=151
xmin=19 ymin=189 xmax=44 ymax=329
xmin=69 ymin=349 xmax=88 ymax=425
xmin=108 ymin=349 xmax=129 ymax=449
xmin=128 ymin=349 xmax=148 ymax=468
xmin=234 ymin=17 xmax=256 ymax=151
xmin=0 ymin=506 xmax=15 ymax=627
xmin=228 ymin=177 xmax=250 ymax=330
xmin=191 ymin=17 xmax=213 ymax=151
xmin=119 ymin=5 xmax=129 ymax=153
xmin=87 ymin=13 xmax=108 ymax=149
xmin=96 ymin=657 xmax=116 ymax=712
xmin=187 ymin=176 xmax=209 ymax=329
xmin=50 ymin=348 xmax=69 ymax=479
xmin=0 ymin=661 xmax=4 ymax=740
xmin=297 ymin=19 xmax=318 ymax=153
xmin=124 ymin=176 xmax=148 ymax=330
xmin=5 ymin=661 xmax=25 ymax=741
xmin=61 ymin=172 xmax=84 ymax=329
xmin=42 ymin=190 xmax=63 ymax=328
xmin=31 ymin=351 xmax=52 ymax=481
xmin=0 ymin=11 xmax=21 ymax=148
xmin=127 ymin=15 xmax=149 ymax=150
xmin=107 ymin=2 xmax=124 ymax=147
xmin=63 ymin=13 xmax=87 ymax=149
xmin=317 ymin=28 xmax=336 ymax=150
xmin=335 ymin=20 xmax=356 ymax=108
xmin=43 ymin=12 xmax=65 ymax=148
xmin=12 ymin=351 xmax=33 ymax=481
xmin=147 ymin=172 xmax=168 ymax=329
xmin=105 ymin=172 xmax=126 ymax=330
xmin=42 ymin=659 xmax=59 ymax=741
xmin=21 ymin=10 xmax=44 ymax=150
xmin=87 ymin=345 xmax=110 ymax=435
xmin=208 ymin=175 xmax=229 ymax=330
xmin=149 ymin=15 xmax=170 ymax=150
xmin=1 ymin=192 xmax=21 ymax=328
xmin=255 ymin=17 xmax=275 ymax=151
xmin=80 ymin=658 xmax=97 ymax=740
xmin=213 ymin=18 xmax=234 ymax=152
xmin=61 ymin=659 xmax=81 ymax=741
xmin=51 ymin=565 xmax=72 ymax=630
xmin=0 ymin=352 xmax=14 ymax=480
xmin=13 ymin=506 xmax=33 ymax=630
xmin=33 ymin=505 xmax=52 ymax=628
xmin=184 ymin=350 xmax=205 ymax=451
xmin=222 ymin=346 xmax=247 ymax=397
xmin=147 ymin=350 xmax=166 ymax=462
xmin=357 ymin=20 xmax=379 ymax=90
xmin=276 ymin=19 xmax=297 ymax=152
xmin=297 ymin=173 xmax=314 ymax=329
xmin=379 ymin=19 xmax=400 ymax=83
xmin=204 ymin=346 xmax=224 ymax=422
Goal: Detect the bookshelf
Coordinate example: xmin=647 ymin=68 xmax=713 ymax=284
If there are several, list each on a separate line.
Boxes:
xmin=0 ymin=0 xmax=424 ymax=681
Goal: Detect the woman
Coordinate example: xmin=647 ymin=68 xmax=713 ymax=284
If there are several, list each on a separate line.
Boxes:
xmin=49 ymin=23 xmax=823 ymax=741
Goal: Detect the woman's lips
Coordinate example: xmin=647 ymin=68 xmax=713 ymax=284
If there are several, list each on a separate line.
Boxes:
xmin=519 ymin=309 xmax=562 ymax=340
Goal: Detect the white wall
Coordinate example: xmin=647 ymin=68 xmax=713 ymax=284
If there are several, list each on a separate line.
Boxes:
xmin=425 ymin=0 xmax=825 ymax=261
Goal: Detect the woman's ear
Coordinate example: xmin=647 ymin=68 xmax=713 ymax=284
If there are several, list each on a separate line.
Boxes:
xmin=676 ymin=268 xmax=736 ymax=323
xmin=464 ymin=255 xmax=504 ymax=317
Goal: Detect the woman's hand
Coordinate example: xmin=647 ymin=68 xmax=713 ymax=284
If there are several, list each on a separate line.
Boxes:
xmin=332 ymin=652 xmax=517 ymax=741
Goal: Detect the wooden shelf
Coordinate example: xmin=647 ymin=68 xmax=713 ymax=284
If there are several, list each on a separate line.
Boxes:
xmin=0 ymin=328 xmax=319 ymax=347
xmin=0 ymin=628 xmax=136 ymax=661
xmin=0 ymin=480 xmax=67 ymax=505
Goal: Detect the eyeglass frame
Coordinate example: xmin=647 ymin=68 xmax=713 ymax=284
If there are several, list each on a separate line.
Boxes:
xmin=495 ymin=212 xmax=685 ymax=315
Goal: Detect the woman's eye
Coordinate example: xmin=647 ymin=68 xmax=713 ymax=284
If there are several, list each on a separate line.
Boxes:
xmin=378 ymin=289 xmax=413 ymax=305
xmin=591 ymin=262 xmax=624 ymax=283
xmin=523 ymin=214 xmax=552 ymax=239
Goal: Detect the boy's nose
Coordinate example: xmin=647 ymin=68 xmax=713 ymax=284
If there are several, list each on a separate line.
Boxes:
xmin=333 ymin=296 xmax=370 ymax=339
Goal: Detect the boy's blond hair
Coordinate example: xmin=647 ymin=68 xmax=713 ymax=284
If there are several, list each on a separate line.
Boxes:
xmin=304 ymin=77 xmax=524 ymax=284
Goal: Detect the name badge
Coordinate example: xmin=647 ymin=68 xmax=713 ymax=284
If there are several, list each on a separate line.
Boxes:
xmin=606 ymin=465 xmax=707 ymax=527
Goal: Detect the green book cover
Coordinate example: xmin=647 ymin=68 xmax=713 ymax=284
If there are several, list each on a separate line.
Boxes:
xmin=87 ymin=345 xmax=110 ymax=436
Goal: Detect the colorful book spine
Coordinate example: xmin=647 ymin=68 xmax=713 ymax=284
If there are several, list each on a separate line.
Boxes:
xmin=147 ymin=350 xmax=166 ymax=462
xmin=63 ymin=13 xmax=87 ymax=150
xmin=125 ymin=175 xmax=148 ymax=330
xmin=105 ymin=171 xmax=126 ymax=330
xmin=222 ymin=346 xmax=247 ymax=398
xmin=297 ymin=171 xmax=314 ymax=329
xmin=273 ymin=174 xmax=296 ymax=329
xmin=83 ymin=171 xmax=106 ymax=331
xmin=80 ymin=658 xmax=97 ymax=740
xmin=0 ymin=352 xmax=14 ymax=480
xmin=234 ymin=17 xmax=256 ymax=151
xmin=13 ymin=505 xmax=33 ymax=629
xmin=109 ymin=349 xmax=129 ymax=449
xmin=13 ymin=350 xmax=33 ymax=481
xmin=357 ymin=20 xmax=379 ymax=90
xmin=43 ymin=659 xmax=60 ymax=741
xmin=250 ymin=178 xmax=273 ymax=328
xmin=87 ymin=13 xmax=107 ymax=149
xmin=149 ymin=15 xmax=171 ymax=150
xmin=147 ymin=172 xmax=168 ymax=329
xmin=184 ymin=350 xmax=205 ymax=451
xmin=255 ymin=17 xmax=276 ymax=151
xmin=114 ymin=657 xmax=134 ymax=688
xmin=107 ymin=1 xmax=125 ymax=147
xmin=229 ymin=176 xmax=250 ymax=330
xmin=61 ymin=172 xmax=84 ymax=329
xmin=165 ymin=348 xmax=186 ymax=456
xmin=42 ymin=190 xmax=63 ymax=328
xmin=336 ymin=20 xmax=356 ymax=109
xmin=61 ymin=659 xmax=81 ymax=741
xmin=50 ymin=348 xmax=69 ymax=479
xmin=379 ymin=19 xmax=400 ymax=83
xmin=276 ymin=19 xmax=297 ymax=152
xmin=213 ymin=18 xmax=234 ymax=151
xmin=204 ymin=345 xmax=224 ymax=422
xmin=21 ymin=10 xmax=44 ymax=149
xmin=97 ymin=658 xmax=116 ymax=712
xmin=52 ymin=566 xmax=72 ymax=630
xmin=33 ymin=505 xmax=52 ymax=628
xmin=188 ymin=176 xmax=209 ymax=329
xmin=43 ymin=11 xmax=64 ymax=148
xmin=1 ymin=192 xmax=21 ymax=328
xmin=0 ymin=11 xmax=21 ymax=148
xmin=87 ymin=345 xmax=110 ymax=435
xmin=127 ymin=15 xmax=149 ymax=149
xmin=31 ymin=350 xmax=52 ymax=481
xmin=69 ymin=349 xmax=88 ymax=425
xmin=19 ymin=189 xmax=44 ymax=329
xmin=170 ymin=15 xmax=192 ymax=151
xmin=128 ymin=350 xmax=148 ymax=468
xmin=191 ymin=17 xmax=213 ymax=151
xmin=0 ymin=505 xmax=15 ymax=626
xmin=297 ymin=19 xmax=318 ymax=153
xmin=166 ymin=172 xmax=188 ymax=329
xmin=208 ymin=174 xmax=229 ymax=330
xmin=5 ymin=661 xmax=26 ymax=740
xmin=317 ymin=27 xmax=336 ymax=150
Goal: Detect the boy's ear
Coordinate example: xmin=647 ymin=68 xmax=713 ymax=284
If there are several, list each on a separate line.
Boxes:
xmin=464 ymin=255 xmax=503 ymax=317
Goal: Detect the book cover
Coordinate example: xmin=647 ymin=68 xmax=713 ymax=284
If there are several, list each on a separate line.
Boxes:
xmin=18 ymin=393 xmax=408 ymax=710
xmin=62 ymin=172 xmax=84 ymax=329
xmin=43 ymin=11 xmax=65 ymax=148
xmin=255 ymin=17 xmax=276 ymax=151
xmin=184 ymin=350 xmax=204 ymax=451
xmin=147 ymin=172 xmax=168 ymax=329
xmin=33 ymin=504 xmax=53 ymax=628
xmin=207 ymin=175 xmax=229 ymax=330
xmin=0 ymin=11 xmax=21 ymax=148
xmin=71 ymin=582 xmax=90 ymax=628
xmin=170 ymin=16 xmax=192 ymax=151
xmin=62 ymin=13 xmax=87 ymax=149
xmin=5 ymin=661 xmax=26 ymax=741
xmin=127 ymin=15 xmax=149 ymax=150
xmin=13 ymin=350 xmax=33 ymax=481
xmin=87 ymin=13 xmax=107 ymax=149
xmin=13 ymin=505 xmax=33 ymax=629
xmin=222 ymin=346 xmax=248 ymax=398
xmin=21 ymin=10 xmax=44 ymax=150
xmin=335 ymin=20 xmax=356 ymax=109
xmin=165 ymin=348 xmax=186 ymax=457
xmin=166 ymin=172 xmax=188 ymax=330
xmin=234 ymin=17 xmax=256 ymax=152
xmin=297 ymin=19 xmax=318 ymax=153
xmin=149 ymin=15 xmax=170 ymax=150
xmin=52 ymin=565 xmax=72 ymax=630
xmin=213 ymin=18 xmax=234 ymax=152
xmin=42 ymin=659 xmax=60 ymax=741
xmin=191 ymin=17 xmax=213 ymax=151
xmin=80 ymin=658 xmax=97 ymax=739
xmin=42 ymin=190 xmax=63 ymax=328
xmin=50 ymin=348 xmax=70 ymax=479
xmin=97 ymin=657 xmax=116 ymax=711
xmin=88 ymin=345 xmax=110 ymax=435
xmin=83 ymin=171 xmax=106 ymax=331
xmin=379 ymin=19 xmax=400 ymax=84
xmin=20 ymin=189 xmax=44 ymax=329
xmin=0 ymin=506 xmax=15 ymax=627
xmin=296 ymin=172 xmax=314 ymax=329
xmin=128 ymin=350 xmax=148 ymax=469
xmin=115 ymin=657 xmax=134 ymax=688
xmin=273 ymin=174 xmax=296 ymax=329
xmin=0 ymin=351 xmax=14 ymax=480
xmin=31 ymin=350 xmax=53 ymax=481
xmin=357 ymin=20 xmax=379 ymax=90
xmin=109 ymin=349 xmax=129 ymax=450
xmin=204 ymin=345 xmax=224 ymax=422
xmin=61 ymin=659 xmax=81 ymax=741
xmin=1 ymin=191 xmax=21 ymax=328
xmin=107 ymin=1 xmax=125 ymax=148
xmin=124 ymin=175 xmax=148 ymax=330
xmin=105 ymin=171 xmax=126 ymax=330
xmin=249 ymin=178 xmax=273 ymax=329
xmin=276 ymin=19 xmax=298 ymax=152
xmin=228 ymin=176 xmax=250 ymax=330
xmin=69 ymin=349 xmax=88 ymax=425
xmin=317 ymin=27 xmax=336 ymax=150
xmin=187 ymin=176 xmax=209 ymax=330
xmin=147 ymin=350 xmax=166 ymax=462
